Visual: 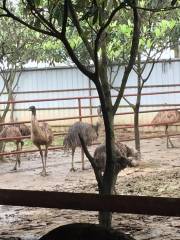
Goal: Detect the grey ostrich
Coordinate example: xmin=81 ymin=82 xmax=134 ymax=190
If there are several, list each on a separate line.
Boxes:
xmin=94 ymin=142 xmax=138 ymax=174
xmin=151 ymin=110 xmax=180 ymax=148
xmin=63 ymin=118 xmax=101 ymax=171
xmin=0 ymin=125 xmax=23 ymax=170
xmin=29 ymin=106 xmax=54 ymax=176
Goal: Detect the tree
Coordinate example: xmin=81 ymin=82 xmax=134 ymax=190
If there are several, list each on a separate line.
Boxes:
xmin=122 ymin=8 xmax=179 ymax=155
xmin=0 ymin=17 xmax=28 ymax=157
xmin=0 ymin=15 xmax=65 ymax=158
xmin=0 ymin=0 xmax=179 ymax=228
xmin=107 ymin=5 xmax=179 ymax=156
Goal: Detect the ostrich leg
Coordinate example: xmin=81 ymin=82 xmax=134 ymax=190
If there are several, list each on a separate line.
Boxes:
xmin=37 ymin=145 xmax=46 ymax=176
xmin=81 ymin=148 xmax=85 ymax=170
xmin=44 ymin=145 xmax=48 ymax=176
xmin=70 ymin=148 xmax=76 ymax=172
xmin=12 ymin=141 xmax=21 ymax=171
xmin=165 ymin=125 xmax=174 ymax=148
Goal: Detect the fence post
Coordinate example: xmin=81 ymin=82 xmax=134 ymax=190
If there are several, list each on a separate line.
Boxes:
xmin=88 ymin=79 xmax=93 ymax=124
xmin=78 ymin=98 xmax=82 ymax=122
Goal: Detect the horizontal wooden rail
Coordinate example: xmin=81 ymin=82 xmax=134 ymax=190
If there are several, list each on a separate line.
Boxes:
xmin=0 ymin=189 xmax=180 ymax=217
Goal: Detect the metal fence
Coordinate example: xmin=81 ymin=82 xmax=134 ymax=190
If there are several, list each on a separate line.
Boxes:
xmin=0 ymin=59 xmax=180 ymax=155
xmin=1 ymin=59 xmax=180 ymax=125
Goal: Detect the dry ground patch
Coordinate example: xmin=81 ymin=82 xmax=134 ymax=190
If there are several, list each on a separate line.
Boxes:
xmin=0 ymin=136 xmax=179 ymax=240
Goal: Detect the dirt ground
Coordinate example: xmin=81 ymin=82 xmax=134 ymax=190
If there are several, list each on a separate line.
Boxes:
xmin=0 ymin=135 xmax=180 ymax=240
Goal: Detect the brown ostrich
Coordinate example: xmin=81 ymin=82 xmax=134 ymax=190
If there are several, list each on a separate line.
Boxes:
xmin=28 ymin=106 xmax=54 ymax=176
xmin=0 ymin=125 xmax=23 ymax=170
xmin=93 ymin=142 xmax=138 ymax=174
xmin=63 ymin=119 xmax=101 ymax=171
xmin=151 ymin=110 xmax=180 ymax=148
xmin=0 ymin=121 xmax=30 ymax=171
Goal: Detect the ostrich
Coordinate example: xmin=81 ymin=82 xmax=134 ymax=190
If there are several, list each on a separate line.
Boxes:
xmin=93 ymin=142 xmax=138 ymax=174
xmin=17 ymin=123 xmax=31 ymax=136
xmin=13 ymin=123 xmax=31 ymax=149
xmin=39 ymin=223 xmax=135 ymax=240
xmin=63 ymin=118 xmax=101 ymax=171
xmin=28 ymin=106 xmax=54 ymax=176
xmin=151 ymin=110 xmax=180 ymax=148
xmin=0 ymin=125 xmax=23 ymax=170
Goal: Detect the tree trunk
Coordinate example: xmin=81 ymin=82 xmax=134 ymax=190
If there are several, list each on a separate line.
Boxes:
xmin=97 ymin=36 xmax=117 ymax=227
xmin=0 ymin=122 xmax=5 ymax=161
xmin=99 ymin=212 xmax=112 ymax=228
xmin=174 ymin=45 xmax=180 ymax=58
xmin=134 ymin=53 xmax=141 ymax=157
xmin=99 ymin=168 xmax=118 ymax=228
xmin=134 ymin=106 xmax=140 ymax=152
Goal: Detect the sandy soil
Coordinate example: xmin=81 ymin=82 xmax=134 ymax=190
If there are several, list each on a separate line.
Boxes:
xmin=0 ymin=136 xmax=180 ymax=240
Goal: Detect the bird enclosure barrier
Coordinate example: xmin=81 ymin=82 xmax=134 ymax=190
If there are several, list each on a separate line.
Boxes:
xmin=0 ymin=60 xmax=180 ymax=227
xmin=1 ymin=88 xmax=180 ymax=157
xmin=0 ymin=189 xmax=180 ymax=217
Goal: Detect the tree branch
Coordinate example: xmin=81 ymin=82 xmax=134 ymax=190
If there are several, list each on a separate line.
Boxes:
xmin=61 ymin=37 xmax=96 ymax=80
xmin=1 ymin=0 xmax=96 ymax=81
xmin=142 ymin=60 xmax=155 ymax=83
xmin=136 ymin=5 xmax=180 ymax=12
xmin=78 ymin=134 xmax=103 ymax=190
xmin=113 ymin=5 xmax=140 ymax=115
xmin=67 ymin=0 xmax=94 ymax=61
xmin=26 ymin=0 xmax=62 ymax=35
xmin=2 ymin=1 xmax=54 ymax=37
xmin=61 ymin=0 xmax=68 ymax=36
xmin=26 ymin=0 xmax=96 ymax=81
xmin=94 ymin=2 xmax=125 ymax=60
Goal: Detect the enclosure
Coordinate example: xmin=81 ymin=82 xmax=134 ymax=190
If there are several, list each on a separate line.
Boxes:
xmin=0 ymin=59 xmax=180 ymax=239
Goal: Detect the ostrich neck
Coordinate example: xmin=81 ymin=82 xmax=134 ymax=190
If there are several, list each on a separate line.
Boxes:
xmin=31 ymin=114 xmax=39 ymax=131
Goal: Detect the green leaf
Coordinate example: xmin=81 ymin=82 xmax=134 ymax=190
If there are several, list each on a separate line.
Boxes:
xmin=34 ymin=0 xmax=41 ymax=7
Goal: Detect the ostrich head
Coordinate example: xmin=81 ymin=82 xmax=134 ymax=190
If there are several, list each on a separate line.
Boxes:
xmin=93 ymin=121 xmax=101 ymax=137
xmin=28 ymin=106 xmax=36 ymax=115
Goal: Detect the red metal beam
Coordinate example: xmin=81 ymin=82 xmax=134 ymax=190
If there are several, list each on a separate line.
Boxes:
xmin=1 ymin=107 xmax=180 ymax=127
xmin=1 ymin=132 xmax=180 ymax=157
xmin=0 ymin=189 xmax=179 ymax=217
xmin=0 ymin=132 xmax=64 ymax=141
xmin=0 ymin=146 xmax=63 ymax=156
xmin=1 ymin=90 xmax=180 ymax=105
xmin=1 ymin=83 xmax=180 ymax=95
xmin=0 ymin=114 xmax=100 ymax=126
